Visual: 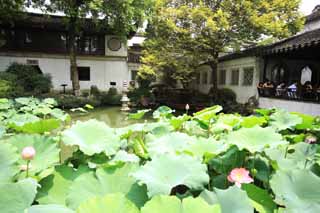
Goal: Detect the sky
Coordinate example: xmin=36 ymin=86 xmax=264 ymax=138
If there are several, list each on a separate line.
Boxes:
xmin=301 ymin=0 xmax=320 ymax=14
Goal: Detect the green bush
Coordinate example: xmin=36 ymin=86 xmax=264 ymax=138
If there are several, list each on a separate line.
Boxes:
xmin=214 ymin=88 xmax=237 ymax=103
xmin=90 ymin=85 xmax=101 ymax=97
xmin=0 ymin=79 xmax=13 ymax=98
xmin=100 ymin=88 xmax=122 ymax=106
xmin=5 ymin=63 xmax=52 ymax=94
xmin=44 ymin=94 xmax=101 ymax=109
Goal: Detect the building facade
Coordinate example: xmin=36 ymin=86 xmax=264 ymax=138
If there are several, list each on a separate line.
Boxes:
xmin=0 ymin=13 xmax=141 ymax=92
xmin=194 ymin=6 xmax=320 ymax=115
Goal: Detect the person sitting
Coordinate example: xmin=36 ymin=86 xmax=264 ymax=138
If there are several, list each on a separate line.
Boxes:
xmin=264 ymin=81 xmax=275 ymax=89
xmin=288 ymin=82 xmax=298 ymax=99
xmin=276 ymin=82 xmax=286 ymax=97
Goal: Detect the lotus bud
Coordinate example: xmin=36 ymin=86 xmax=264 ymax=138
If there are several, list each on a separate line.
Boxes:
xmin=21 ymin=146 xmax=36 ymax=160
xmin=185 ymin=104 xmax=190 ymax=111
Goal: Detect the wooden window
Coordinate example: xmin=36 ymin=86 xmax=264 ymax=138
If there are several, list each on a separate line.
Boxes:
xmin=219 ymin=70 xmax=226 ymax=85
xmin=243 ymin=67 xmax=254 ymax=86
xmin=231 ymin=69 xmax=239 ymax=85
xmin=131 ymin=70 xmax=138 ymax=81
xmin=202 ymin=71 xmax=208 ymax=84
xmin=78 ymin=67 xmax=90 ymax=81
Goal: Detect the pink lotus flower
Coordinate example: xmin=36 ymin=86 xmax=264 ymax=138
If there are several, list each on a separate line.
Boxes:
xmin=305 ymin=135 xmax=317 ymax=144
xmin=21 ymin=146 xmax=36 ymax=160
xmin=227 ymin=168 xmax=254 ymax=187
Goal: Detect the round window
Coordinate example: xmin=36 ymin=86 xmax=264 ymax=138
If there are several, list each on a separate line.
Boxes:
xmin=107 ymin=37 xmax=122 ymax=51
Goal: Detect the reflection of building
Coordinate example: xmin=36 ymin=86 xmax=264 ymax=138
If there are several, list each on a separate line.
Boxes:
xmin=0 ymin=13 xmax=142 ymax=92
xmin=195 ymin=6 xmax=320 ymax=115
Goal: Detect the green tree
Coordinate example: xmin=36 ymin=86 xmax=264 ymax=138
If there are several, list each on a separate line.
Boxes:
xmin=0 ymin=0 xmax=25 ymax=21
xmin=31 ymin=0 xmax=152 ymax=95
xmin=140 ymin=0 xmax=304 ymax=89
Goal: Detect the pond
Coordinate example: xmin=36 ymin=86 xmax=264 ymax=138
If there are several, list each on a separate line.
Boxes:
xmin=70 ymin=106 xmax=150 ymax=128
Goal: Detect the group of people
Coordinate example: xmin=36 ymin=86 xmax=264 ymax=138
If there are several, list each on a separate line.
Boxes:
xmin=257 ymin=79 xmax=320 ymax=100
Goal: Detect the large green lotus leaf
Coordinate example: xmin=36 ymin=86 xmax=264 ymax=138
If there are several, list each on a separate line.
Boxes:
xmin=141 ymin=195 xmax=221 ymax=213
xmin=270 ymin=110 xmax=302 ymax=131
xmin=131 ymin=154 xmax=209 ymax=197
xmin=128 ymin=109 xmax=151 ymax=120
xmin=62 ymin=120 xmax=121 ymax=156
xmin=147 ymin=132 xmax=196 ymax=158
xmin=67 ymin=163 xmax=148 ymax=209
xmin=7 ymin=113 xmax=40 ymax=127
xmin=111 ymin=150 xmax=140 ymax=164
xmin=216 ymin=114 xmax=242 ymax=128
xmin=77 ymin=193 xmax=139 ymax=213
xmin=270 ymin=170 xmax=320 ymax=213
xmin=7 ymin=134 xmax=60 ymax=178
xmin=292 ymin=112 xmax=315 ymax=130
xmin=50 ymin=108 xmax=70 ymax=122
xmin=0 ymin=178 xmax=38 ymax=213
xmin=0 ymin=98 xmax=13 ymax=110
xmin=184 ymin=120 xmax=208 ymax=137
xmin=241 ymin=116 xmax=267 ymax=128
xmin=201 ymin=186 xmax=254 ymax=213
xmin=153 ymin=106 xmax=174 ymax=120
xmin=193 ymin=105 xmax=223 ymax=122
xmin=184 ymin=137 xmax=228 ymax=159
xmin=242 ymin=184 xmax=277 ymax=213
xmin=26 ymin=205 xmax=75 ymax=213
xmin=226 ymin=126 xmax=286 ymax=153
xmin=11 ymin=119 xmax=61 ymax=134
xmin=0 ymin=142 xmax=18 ymax=182
xmin=36 ymin=165 xmax=91 ymax=205
xmin=265 ymin=143 xmax=317 ymax=171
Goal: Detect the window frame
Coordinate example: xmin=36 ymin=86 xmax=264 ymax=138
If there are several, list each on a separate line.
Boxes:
xmin=242 ymin=67 xmax=254 ymax=86
xmin=231 ymin=69 xmax=240 ymax=86
xmin=219 ymin=69 xmax=226 ymax=85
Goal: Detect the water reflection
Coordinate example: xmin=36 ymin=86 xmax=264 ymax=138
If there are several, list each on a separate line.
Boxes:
xmin=70 ymin=107 xmax=149 ymax=128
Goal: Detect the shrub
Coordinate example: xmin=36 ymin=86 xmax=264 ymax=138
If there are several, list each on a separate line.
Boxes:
xmin=100 ymin=88 xmax=122 ymax=106
xmin=5 ymin=63 xmax=52 ymax=94
xmin=44 ymin=93 xmax=101 ymax=109
xmin=0 ymin=79 xmax=13 ymax=98
xmin=90 ymin=85 xmax=101 ymax=97
xmin=213 ymin=88 xmax=237 ymax=103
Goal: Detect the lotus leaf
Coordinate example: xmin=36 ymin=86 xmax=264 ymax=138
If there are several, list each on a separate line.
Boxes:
xmin=270 ymin=170 xmax=320 ymax=213
xmin=0 ymin=142 xmax=18 ymax=182
xmin=131 ymin=154 xmax=209 ymax=197
xmin=0 ymin=178 xmax=37 ymax=213
xmin=62 ymin=120 xmax=121 ymax=156
xmin=141 ymin=195 xmax=221 ymax=213
xmin=226 ymin=126 xmax=286 ymax=153
xmin=270 ymin=110 xmax=302 ymax=131
xmin=26 ymin=204 xmax=75 ymax=213
xmin=67 ymin=163 xmax=148 ymax=209
xmin=77 ymin=193 xmax=139 ymax=213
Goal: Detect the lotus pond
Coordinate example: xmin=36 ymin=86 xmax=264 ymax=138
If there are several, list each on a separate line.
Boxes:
xmin=0 ymin=97 xmax=320 ymax=213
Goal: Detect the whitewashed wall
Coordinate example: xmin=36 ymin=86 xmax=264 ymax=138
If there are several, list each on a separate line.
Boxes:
xmin=0 ymin=55 xmax=130 ymax=91
xmin=195 ymin=57 xmax=262 ymax=103
xmin=259 ymin=97 xmax=320 ymax=116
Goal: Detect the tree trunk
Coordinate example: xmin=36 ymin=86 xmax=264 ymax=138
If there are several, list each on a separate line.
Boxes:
xmin=209 ymin=55 xmax=219 ymax=90
xmin=69 ymin=17 xmax=80 ymax=96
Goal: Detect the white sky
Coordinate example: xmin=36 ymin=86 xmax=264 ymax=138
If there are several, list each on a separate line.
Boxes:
xmin=301 ymin=0 xmax=320 ymax=14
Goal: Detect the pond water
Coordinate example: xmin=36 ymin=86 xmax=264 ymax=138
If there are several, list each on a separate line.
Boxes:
xmin=70 ymin=107 xmax=150 ymax=128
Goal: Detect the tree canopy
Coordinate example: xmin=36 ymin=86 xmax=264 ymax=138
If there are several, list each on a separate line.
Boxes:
xmin=29 ymin=0 xmax=153 ymax=94
xmin=139 ymin=0 xmax=304 ymax=88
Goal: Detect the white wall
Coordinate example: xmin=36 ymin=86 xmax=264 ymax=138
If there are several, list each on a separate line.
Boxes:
xmin=259 ymin=97 xmax=320 ymax=116
xmin=195 ymin=57 xmax=261 ymax=103
xmin=0 ymin=55 xmax=130 ymax=91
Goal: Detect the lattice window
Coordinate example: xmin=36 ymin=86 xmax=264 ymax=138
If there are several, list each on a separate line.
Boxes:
xmin=202 ymin=71 xmax=208 ymax=84
xmin=231 ymin=69 xmax=239 ymax=85
xmin=243 ymin=67 xmax=254 ymax=86
xmin=219 ymin=70 xmax=226 ymax=85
